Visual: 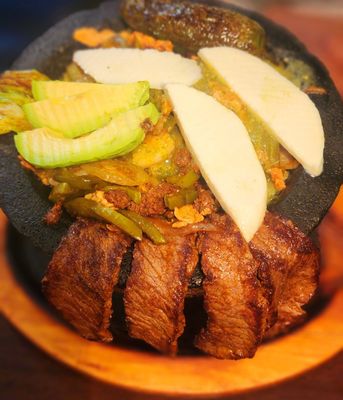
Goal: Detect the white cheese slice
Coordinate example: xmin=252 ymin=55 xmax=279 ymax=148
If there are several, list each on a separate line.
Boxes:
xmin=165 ymin=84 xmax=267 ymax=242
xmin=198 ymin=47 xmax=325 ymax=177
xmin=73 ymin=48 xmax=202 ymax=89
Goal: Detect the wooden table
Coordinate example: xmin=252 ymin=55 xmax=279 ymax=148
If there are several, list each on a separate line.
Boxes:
xmin=1 ymin=2 xmax=342 ymax=399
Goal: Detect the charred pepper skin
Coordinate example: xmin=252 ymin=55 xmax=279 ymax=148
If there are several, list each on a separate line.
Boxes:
xmin=121 ymin=0 xmax=266 ymax=55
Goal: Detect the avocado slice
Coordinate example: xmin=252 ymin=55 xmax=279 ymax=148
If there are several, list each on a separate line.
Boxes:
xmin=23 ymin=81 xmax=150 ymax=138
xmin=32 ymin=80 xmax=132 ymax=100
xmin=15 ymin=103 xmax=159 ymax=168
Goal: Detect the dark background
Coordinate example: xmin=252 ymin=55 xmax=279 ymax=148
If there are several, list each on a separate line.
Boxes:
xmin=0 ymin=0 xmax=106 ymax=71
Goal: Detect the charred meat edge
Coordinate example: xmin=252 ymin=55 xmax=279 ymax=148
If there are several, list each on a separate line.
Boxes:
xmin=42 ymin=218 xmax=132 ymax=342
xmin=195 ymin=214 xmax=270 ymax=359
xmin=250 ymin=212 xmax=320 ymax=338
xmin=124 ymin=229 xmax=198 ymax=355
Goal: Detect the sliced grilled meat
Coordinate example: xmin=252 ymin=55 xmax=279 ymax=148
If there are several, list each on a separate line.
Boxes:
xmin=42 ymin=218 xmax=132 ymax=342
xmin=40 ymin=210 xmax=319 ymax=357
xmin=250 ymin=212 xmax=320 ymax=338
xmin=195 ymin=214 xmax=269 ymax=359
xmin=124 ymin=224 xmax=198 ymax=355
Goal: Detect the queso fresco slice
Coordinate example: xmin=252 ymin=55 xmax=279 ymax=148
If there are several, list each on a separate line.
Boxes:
xmin=73 ymin=48 xmax=202 ymax=89
xmin=23 ymin=81 xmax=149 ymax=138
xmin=165 ymin=84 xmax=267 ymax=242
xmin=15 ymin=103 xmax=159 ymax=168
xmin=198 ymin=47 xmax=324 ymax=177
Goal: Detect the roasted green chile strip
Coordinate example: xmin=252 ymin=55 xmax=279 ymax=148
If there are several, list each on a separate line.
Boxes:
xmin=64 ymin=198 xmax=99 ymax=219
xmin=102 ymin=185 xmax=142 ymax=204
xmin=148 ymin=160 xmax=179 ymax=180
xmin=65 ymin=197 xmax=161 ymax=242
xmin=164 ymin=187 xmax=197 ymax=210
xmin=167 ymin=170 xmax=199 ymax=188
xmin=54 ymin=170 xmax=106 ymax=190
xmin=92 ymin=204 xmax=143 ymax=241
xmin=49 ymin=182 xmax=81 ymax=203
xmin=121 ymin=0 xmax=266 ymax=54
xmin=120 ymin=210 xmax=166 ymax=244
xmin=64 ymin=198 xmax=143 ymax=240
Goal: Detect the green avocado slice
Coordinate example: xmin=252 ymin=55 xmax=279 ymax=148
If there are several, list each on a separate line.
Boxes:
xmin=32 ymin=80 xmax=134 ymax=100
xmin=23 ymin=81 xmax=150 ymax=138
xmin=15 ymin=103 xmax=159 ymax=168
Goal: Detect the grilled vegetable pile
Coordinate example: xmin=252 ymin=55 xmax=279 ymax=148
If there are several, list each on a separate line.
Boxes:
xmin=0 ymin=0 xmax=326 ymax=244
xmin=0 ymin=70 xmax=48 ymax=134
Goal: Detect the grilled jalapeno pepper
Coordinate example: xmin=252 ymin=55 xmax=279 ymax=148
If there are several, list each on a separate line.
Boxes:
xmin=121 ymin=0 xmax=266 ymax=55
xmin=120 ymin=209 xmax=166 ymax=244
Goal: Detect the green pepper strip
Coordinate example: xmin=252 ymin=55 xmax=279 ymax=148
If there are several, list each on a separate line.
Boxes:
xmin=92 ymin=204 xmax=142 ymax=241
xmin=148 ymin=160 xmax=179 ymax=180
xmin=49 ymin=182 xmax=83 ymax=203
xmin=167 ymin=170 xmax=199 ymax=188
xmin=64 ymin=198 xmax=99 ymax=219
xmin=120 ymin=210 xmax=166 ymax=245
xmin=164 ymin=188 xmax=198 ymax=210
xmin=54 ymin=170 xmax=105 ymax=190
xmin=102 ymin=185 xmax=142 ymax=204
xmin=64 ymin=198 xmax=143 ymax=241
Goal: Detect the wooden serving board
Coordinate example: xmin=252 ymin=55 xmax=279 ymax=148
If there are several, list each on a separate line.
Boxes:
xmin=0 ymin=208 xmax=342 ymax=397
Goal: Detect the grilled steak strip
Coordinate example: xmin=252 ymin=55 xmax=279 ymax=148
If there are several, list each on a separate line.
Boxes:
xmin=124 ymin=224 xmax=198 ymax=355
xmin=42 ymin=218 xmax=132 ymax=342
xmin=250 ymin=212 xmax=320 ymax=338
xmin=195 ymin=214 xmax=269 ymax=359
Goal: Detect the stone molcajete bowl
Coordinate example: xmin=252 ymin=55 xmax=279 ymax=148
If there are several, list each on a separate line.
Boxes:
xmin=0 ymin=0 xmax=342 ymax=396
xmin=0 ymin=1 xmax=342 ymax=255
